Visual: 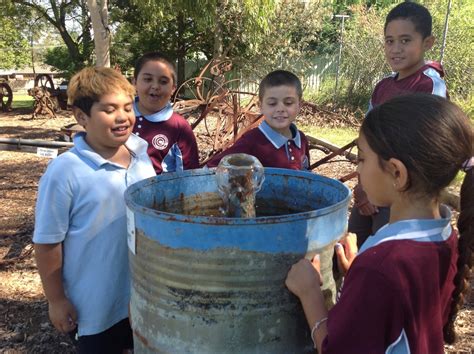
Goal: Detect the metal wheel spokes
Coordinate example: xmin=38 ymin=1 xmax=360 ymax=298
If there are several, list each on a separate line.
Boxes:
xmin=34 ymin=74 xmax=55 ymax=90
xmin=0 ymin=83 xmax=13 ymax=112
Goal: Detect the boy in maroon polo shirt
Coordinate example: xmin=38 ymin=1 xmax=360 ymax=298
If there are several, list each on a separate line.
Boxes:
xmin=349 ymin=2 xmax=448 ymax=247
xmin=207 ymin=70 xmax=310 ymax=170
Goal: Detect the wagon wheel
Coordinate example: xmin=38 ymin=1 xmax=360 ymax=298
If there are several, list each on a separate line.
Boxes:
xmin=174 ymin=77 xmax=227 ymax=105
xmin=173 ymin=77 xmax=229 ymax=129
xmin=34 ymin=74 xmax=55 ymax=90
xmin=0 ymin=82 xmax=13 ymax=112
xmin=211 ymin=79 xmax=259 ymax=147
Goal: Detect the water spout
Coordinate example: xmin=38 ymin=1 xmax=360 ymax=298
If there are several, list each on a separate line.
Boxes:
xmin=215 ymin=154 xmax=264 ymax=218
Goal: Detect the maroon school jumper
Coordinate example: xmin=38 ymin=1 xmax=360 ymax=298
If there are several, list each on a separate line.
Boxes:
xmin=369 ymin=61 xmax=448 ymax=110
xmin=133 ymin=106 xmax=199 ymax=174
xmin=207 ymin=121 xmax=310 ymax=170
xmin=322 ymin=229 xmax=457 ymax=353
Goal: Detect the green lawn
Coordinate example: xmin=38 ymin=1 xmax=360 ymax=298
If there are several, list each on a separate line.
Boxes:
xmin=12 ymin=93 xmax=34 ymax=109
xmin=299 ymin=125 xmax=359 ymax=147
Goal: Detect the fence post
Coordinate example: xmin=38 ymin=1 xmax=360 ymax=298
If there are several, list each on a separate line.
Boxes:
xmin=334 ymin=14 xmax=350 ymax=99
xmin=439 ymin=0 xmax=452 ymax=64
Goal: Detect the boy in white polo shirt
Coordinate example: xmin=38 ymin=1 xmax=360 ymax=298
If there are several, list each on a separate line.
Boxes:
xmin=33 ymin=67 xmax=155 ymax=353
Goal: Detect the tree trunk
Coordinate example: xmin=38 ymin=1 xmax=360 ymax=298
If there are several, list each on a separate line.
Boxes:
xmin=176 ymin=12 xmax=186 ymax=87
xmin=87 ymin=0 xmax=110 ymax=67
xmin=213 ymin=0 xmax=226 ymax=60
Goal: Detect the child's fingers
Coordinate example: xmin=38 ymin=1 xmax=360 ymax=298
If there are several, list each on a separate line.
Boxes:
xmin=310 ymin=255 xmax=323 ymax=285
xmin=311 ymin=254 xmax=320 ymax=270
xmin=342 ymin=233 xmax=358 ymax=260
xmin=335 ymin=243 xmax=350 ymax=275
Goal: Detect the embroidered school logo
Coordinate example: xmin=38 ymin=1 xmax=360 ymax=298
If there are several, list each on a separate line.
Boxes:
xmin=152 ymin=134 xmax=169 ymax=150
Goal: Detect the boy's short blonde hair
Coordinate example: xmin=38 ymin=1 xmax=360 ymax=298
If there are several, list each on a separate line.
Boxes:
xmin=67 ymin=67 xmax=136 ymax=115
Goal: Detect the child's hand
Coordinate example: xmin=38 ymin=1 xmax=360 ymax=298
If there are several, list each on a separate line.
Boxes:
xmin=285 ymin=256 xmax=322 ymax=301
xmin=48 ymin=298 xmax=77 ymax=333
xmin=335 ymin=233 xmax=358 ymax=275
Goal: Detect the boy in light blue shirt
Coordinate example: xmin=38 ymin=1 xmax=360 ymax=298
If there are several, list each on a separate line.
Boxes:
xmin=33 ymin=67 xmax=155 ymax=353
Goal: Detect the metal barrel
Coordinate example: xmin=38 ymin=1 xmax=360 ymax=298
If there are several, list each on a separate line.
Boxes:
xmin=125 ymin=168 xmax=351 ymax=353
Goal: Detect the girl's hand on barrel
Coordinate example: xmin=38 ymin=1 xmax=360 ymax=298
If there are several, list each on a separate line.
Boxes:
xmin=335 ymin=233 xmax=358 ymax=275
xmin=285 ymin=257 xmax=322 ymax=301
xmin=48 ymin=297 xmax=77 ymax=333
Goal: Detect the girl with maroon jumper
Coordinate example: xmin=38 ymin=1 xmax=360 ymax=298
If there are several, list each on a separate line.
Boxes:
xmin=286 ymin=94 xmax=473 ymax=354
xmin=133 ymin=52 xmax=199 ymax=174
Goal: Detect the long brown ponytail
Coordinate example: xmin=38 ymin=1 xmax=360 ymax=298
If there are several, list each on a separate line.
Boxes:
xmin=443 ymin=167 xmax=474 ymax=343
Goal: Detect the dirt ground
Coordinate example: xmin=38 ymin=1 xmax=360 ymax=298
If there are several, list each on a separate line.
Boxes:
xmin=0 ymin=108 xmax=472 ymax=353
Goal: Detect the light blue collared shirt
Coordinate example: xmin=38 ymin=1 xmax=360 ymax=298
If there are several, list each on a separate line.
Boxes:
xmin=33 ymin=132 xmax=155 ymax=336
xmin=358 ymin=205 xmax=452 ymax=255
xmin=133 ymin=98 xmax=173 ymax=122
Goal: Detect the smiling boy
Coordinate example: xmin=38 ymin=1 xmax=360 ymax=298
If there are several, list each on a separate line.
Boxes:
xmin=369 ymin=2 xmax=447 ymax=110
xmin=207 ymin=70 xmax=310 ymax=170
xmin=33 ymin=67 xmax=155 ymax=353
xmin=350 ymin=2 xmax=448 ymax=247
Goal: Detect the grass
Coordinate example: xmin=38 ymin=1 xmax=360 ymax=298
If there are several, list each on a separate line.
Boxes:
xmin=299 ymin=125 xmax=359 ymax=147
xmin=11 ymin=93 xmax=34 ymax=109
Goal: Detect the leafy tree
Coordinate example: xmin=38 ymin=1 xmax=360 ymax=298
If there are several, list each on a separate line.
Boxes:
xmin=110 ymin=0 xmax=211 ymax=84
xmin=233 ymin=1 xmax=333 ymax=82
xmin=117 ymin=0 xmax=275 ymax=84
xmin=9 ymin=0 xmax=94 ymax=76
xmin=0 ymin=16 xmax=31 ymax=70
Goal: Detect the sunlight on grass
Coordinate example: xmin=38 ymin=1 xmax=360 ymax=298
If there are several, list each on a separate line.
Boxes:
xmin=12 ymin=94 xmax=34 ymax=109
xmin=299 ymin=125 xmax=359 ymax=147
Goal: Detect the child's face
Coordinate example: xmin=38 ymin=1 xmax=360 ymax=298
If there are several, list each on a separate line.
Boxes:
xmin=134 ymin=60 xmax=176 ymax=115
xmin=74 ymin=92 xmax=135 ymax=154
xmin=356 ymin=133 xmax=395 ymax=207
xmin=260 ymin=85 xmax=300 ymax=138
xmin=384 ymin=19 xmax=434 ymax=80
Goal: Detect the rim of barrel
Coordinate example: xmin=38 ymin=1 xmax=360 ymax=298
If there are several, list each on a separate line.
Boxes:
xmin=125 ymin=167 xmax=351 ymax=225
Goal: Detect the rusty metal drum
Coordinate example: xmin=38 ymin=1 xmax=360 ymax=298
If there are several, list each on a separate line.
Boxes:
xmin=125 ymin=168 xmax=351 ymax=353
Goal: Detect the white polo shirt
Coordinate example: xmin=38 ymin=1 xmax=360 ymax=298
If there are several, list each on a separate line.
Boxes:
xmin=33 ymin=132 xmax=155 ymax=336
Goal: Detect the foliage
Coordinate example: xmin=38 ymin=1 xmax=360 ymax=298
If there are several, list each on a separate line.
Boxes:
xmin=9 ymin=0 xmax=94 ymax=77
xmin=114 ymin=0 xmax=276 ymax=84
xmin=43 ymin=46 xmax=79 ymax=77
xmin=234 ymin=1 xmax=333 ymax=81
xmin=0 ymin=18 xmax=30 ymax=70
xmin=336 ymin=4 xmax=389 ymax=108
xmin=428 ymin=0 xmax=474 ymax=115
xmin=0 ymin=4 xmax=35 ymax=70
xmin=110 ymin=0 xmax=211 ymax=78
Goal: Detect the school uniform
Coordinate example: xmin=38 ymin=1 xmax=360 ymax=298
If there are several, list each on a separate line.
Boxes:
xmin=133 ymin=100 xmax=200 ymax=174
xmin=33 ymin=133 xmax=155 ymax=337
xmin=350 ymin=61 xmax=449 ymax=244
xmin=324 ymin=205 xmax=457 ymax=354
xmin=207 ymin=120 xmax=310 ymax=170
xmin=368 ymin=61 xmax=448 ymax=111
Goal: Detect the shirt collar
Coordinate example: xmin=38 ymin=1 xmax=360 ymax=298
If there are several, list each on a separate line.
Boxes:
xmin=258 ymin=120 xmax=301 ymax=149
xmin=133 ymin=98 xmax=173 ymax=122
xmin=73 ymin=132 xmax=148 ymax=168
xmin=358 ymin=205 xmax=452 ymax=255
